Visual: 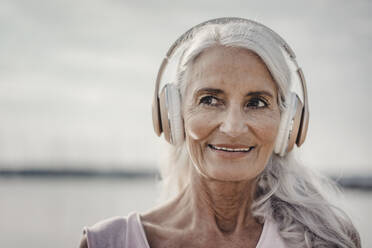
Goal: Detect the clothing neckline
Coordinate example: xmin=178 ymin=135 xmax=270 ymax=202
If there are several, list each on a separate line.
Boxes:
xmin=131 ymin=212 xmax=269 ymax=248
xmin=132 ymin=212 xmax=151 ymax=248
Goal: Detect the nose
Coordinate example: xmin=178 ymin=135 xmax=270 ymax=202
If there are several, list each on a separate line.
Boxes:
xmin=219 ymin=104 xmax=249 ymax=137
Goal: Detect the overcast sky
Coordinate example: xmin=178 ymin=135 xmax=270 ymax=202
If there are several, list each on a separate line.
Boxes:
xmin=0 ymin=0 xmax=371 ymax=175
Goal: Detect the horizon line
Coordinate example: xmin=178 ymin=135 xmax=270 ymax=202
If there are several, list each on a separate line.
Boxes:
xmin=0 ymin=168 xmax=371 ymax=190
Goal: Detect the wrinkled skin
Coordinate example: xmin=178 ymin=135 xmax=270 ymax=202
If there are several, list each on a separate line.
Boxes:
xmin=183 ymin=46 xmax=281 ymax=182
xmin=141 ymin=46 xmax=281 ymax=248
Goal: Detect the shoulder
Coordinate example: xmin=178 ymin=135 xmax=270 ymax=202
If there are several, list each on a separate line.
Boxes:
xmin=140 ymin=204 xmax=189 ymax=248
xmin=81 ymin=216 xmax=129 ymax=248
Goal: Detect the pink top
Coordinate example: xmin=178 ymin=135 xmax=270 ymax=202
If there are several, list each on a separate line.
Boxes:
xmin=84 ymin=212 xmax=287 ymax=248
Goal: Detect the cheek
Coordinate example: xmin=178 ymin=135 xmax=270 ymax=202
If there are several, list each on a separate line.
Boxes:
xmin=184 ymin=112 xmax=213 ymax=177
xmin=183 ymin=109 xmax=218 ymax=174
xmin=248 ymin=111 xmax=280 ymax=144
xmin=184 ymin=110 xmax=217 ymax=141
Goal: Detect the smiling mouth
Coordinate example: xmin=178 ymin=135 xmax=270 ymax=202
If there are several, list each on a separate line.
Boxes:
xmin=208 ymin=144 xmax=255 ymax=152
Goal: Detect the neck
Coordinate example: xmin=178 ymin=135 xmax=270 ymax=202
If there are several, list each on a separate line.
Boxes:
xmin=188 ymin=167 xmax=258 ymax=234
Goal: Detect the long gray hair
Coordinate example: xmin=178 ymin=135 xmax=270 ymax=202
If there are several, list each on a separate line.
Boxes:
xmin=158 ymin=21 xmax=361 ymax=248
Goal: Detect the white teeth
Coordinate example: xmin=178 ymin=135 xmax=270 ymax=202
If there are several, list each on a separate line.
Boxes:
xmin=209 ymin=145 xmax=253 ymax=152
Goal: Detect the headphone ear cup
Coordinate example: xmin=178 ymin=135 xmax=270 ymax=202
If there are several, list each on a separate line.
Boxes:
xmin=159 ymin=85 xmax=171 ymax=143
xmin=158 ymin=84 xmax=184 ymax=145
xmin=274 ymin=93 xmax=302 ymax=156
xmin=286 ymin=95 xmax=303 ymax=154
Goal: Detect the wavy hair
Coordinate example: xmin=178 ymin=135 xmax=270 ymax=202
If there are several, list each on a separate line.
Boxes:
xmin=158 ymin=21 xmax=361 ymax=248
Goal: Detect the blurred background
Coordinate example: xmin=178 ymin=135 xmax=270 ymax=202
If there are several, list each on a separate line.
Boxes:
xmin=0 ymin=0 xmax=371 ymax=247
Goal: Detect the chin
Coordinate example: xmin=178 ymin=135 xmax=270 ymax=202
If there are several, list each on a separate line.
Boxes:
xmin=205 ymin=164 xmax=263 ymax=182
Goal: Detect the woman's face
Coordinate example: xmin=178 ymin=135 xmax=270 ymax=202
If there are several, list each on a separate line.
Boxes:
xmin=183 ymin=46 xmax=281 ymax=181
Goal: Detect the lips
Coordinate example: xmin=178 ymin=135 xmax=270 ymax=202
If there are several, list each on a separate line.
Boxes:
xmin=208 ymin=144 xmax=255 ymax=152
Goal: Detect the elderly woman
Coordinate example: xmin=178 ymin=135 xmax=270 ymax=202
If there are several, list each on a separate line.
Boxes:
xmin=80 ymin=18 xmax=360 ymax=248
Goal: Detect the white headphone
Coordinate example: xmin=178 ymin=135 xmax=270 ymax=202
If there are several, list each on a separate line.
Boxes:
xmin=152 ymin=17 xmax=309 ymax=157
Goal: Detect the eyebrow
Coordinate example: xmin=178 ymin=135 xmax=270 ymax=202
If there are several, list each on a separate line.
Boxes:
xmin=246 ymin=91 xmax=274 ymax=98
xmin=194 ymin=88 xmax=274 ymax=98
xmin=194 ymin=88 xmax=224 ymax=95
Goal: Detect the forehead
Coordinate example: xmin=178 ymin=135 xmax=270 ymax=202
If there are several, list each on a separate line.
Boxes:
xmin=185 ymin=46 xmax=278 ymax=96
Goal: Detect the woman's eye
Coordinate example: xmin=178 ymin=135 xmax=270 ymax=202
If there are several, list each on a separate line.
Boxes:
xmin=199 ymin=96 xmax=220 ymax=106
xmin=246 ymin=98 xmax=268 ymax=109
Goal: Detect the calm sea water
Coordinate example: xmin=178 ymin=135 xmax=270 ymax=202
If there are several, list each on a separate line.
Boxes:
xmin=0 ymin=178 xmax=370 ymax=247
